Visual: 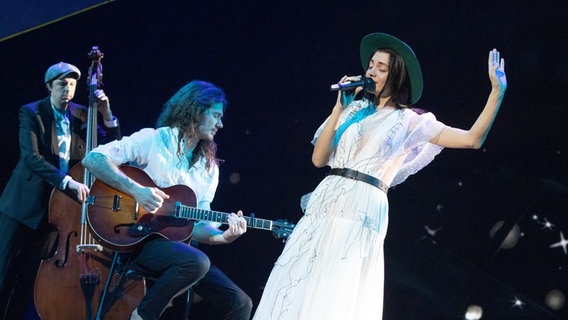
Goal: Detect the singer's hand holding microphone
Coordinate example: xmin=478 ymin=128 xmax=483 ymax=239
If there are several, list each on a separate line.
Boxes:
xmin=330 ymin=75 xmax=374 ymax=108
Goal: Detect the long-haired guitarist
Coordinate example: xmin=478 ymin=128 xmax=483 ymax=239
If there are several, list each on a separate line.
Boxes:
xmin=82 ymin=80 xmax=252 ymax=320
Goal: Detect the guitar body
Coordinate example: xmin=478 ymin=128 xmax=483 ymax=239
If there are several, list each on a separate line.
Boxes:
xmin=87 ymin=166 xmax=197 ymax=252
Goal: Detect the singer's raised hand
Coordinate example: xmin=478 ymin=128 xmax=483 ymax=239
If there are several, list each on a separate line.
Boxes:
xmin=488 ymin=49 xmax=507 ymax=93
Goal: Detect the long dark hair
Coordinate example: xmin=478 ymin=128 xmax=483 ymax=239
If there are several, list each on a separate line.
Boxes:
xmin=363 ymin=48 xmax=412 ymax=108
xmin=156 ymin=80 xmax=227 ymax=169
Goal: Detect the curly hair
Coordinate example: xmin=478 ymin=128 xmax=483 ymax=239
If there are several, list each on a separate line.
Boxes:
xmin=156 ymin=80 xmax=227 ymax=169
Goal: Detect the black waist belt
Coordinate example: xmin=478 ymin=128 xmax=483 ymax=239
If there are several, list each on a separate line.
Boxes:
xmin=328 ymin=168 xmax=388 ymax=194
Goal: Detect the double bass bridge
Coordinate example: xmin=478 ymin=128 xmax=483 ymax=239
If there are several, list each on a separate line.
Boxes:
xmin=76 ymin=244 xmax=103 ymax=253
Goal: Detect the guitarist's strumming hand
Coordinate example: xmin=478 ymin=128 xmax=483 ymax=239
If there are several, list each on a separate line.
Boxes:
xmin=133 ymin=185 xmax=170 ymax=214
xmin=222 ymin=210 xmax=248 ymax=243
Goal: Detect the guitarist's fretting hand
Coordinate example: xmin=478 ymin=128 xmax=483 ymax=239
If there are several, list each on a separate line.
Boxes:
xmin=223 ymin=211 xmax=247 ymax=242
xmin=193 ymin=210 xmax=248 ymax=245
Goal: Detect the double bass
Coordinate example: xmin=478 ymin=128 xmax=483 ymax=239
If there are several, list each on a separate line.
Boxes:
xmin=34 ymin=47 xmax=144 ymax=320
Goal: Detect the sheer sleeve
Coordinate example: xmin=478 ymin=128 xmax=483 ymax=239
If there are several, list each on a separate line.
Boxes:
xmin=390 ymin=111 xmax=445 ymax=186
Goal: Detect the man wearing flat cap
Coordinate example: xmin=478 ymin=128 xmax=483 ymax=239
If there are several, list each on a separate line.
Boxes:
xmin=0 ymin=62 xmax=121 ymax=318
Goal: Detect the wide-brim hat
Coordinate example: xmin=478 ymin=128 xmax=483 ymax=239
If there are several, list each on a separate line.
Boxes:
xmin=44 ymin=62 xmax=81 ymax=84
xmin=360 ymin=32 xmax=423 ymax=104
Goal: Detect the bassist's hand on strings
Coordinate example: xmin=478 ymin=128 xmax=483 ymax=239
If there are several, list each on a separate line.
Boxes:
xmin=67 ymin=179 xmax=90 ymax=202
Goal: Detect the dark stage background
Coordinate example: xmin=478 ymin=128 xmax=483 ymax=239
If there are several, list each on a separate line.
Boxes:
xmin=1 ymin=1 xmax=567 ymax=319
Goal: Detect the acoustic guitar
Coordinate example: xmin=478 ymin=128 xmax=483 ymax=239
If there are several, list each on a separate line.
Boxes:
xmin=85 ymin=166 xmax=295 ymax=252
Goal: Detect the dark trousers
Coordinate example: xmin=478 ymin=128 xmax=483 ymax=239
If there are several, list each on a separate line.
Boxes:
xmin=0 ymin=212 xmax=19 ymax=289
xmin=131 ymin=238 xmax=209 ymax=319
xmin=0 ymin=212 xmax=54 ymax=320
xmin=132 ymin=238 xmax=252 ymax=320
xmin=190 ymin=264 xmax=253 ymax=320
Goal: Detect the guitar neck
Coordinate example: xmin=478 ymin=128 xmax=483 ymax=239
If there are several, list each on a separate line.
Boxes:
xmin=177 ymin=204 xmax=275 ymax=231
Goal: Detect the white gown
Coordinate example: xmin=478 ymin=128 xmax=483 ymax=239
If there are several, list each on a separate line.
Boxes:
xmin=253 ymin=99 xmax=445 ymax=320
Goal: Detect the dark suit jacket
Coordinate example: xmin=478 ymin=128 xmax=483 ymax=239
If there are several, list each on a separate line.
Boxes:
xmin=0 ymin=97 xmax=121 ymax=229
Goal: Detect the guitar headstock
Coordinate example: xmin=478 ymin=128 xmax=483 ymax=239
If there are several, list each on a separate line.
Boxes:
xmin=271 ymin=219 xmax=296 ymax=241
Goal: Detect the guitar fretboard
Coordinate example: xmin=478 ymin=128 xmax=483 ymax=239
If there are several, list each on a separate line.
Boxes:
xmin=177 ymin=203 xmax=274 ymax=231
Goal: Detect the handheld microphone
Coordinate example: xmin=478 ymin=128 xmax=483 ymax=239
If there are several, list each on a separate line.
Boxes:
xmin=330 ymin=77 xmax=374 ymax=91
